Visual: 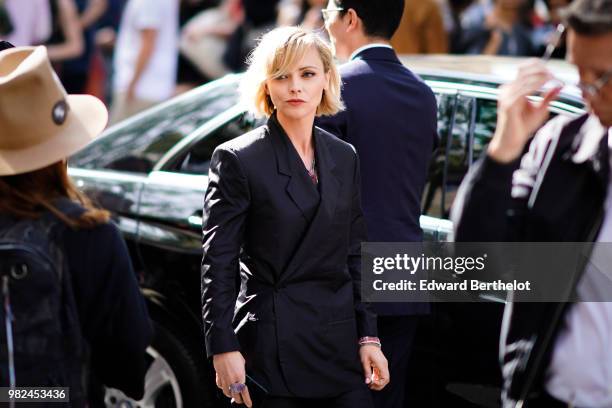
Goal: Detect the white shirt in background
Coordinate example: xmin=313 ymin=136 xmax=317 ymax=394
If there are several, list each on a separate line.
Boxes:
xmin=1 ymin=0 xmax=51 ymax=46
xmin=546 ymin=128 xmax=612 ymax=408
xmin=113 ymin=0 xmax=179 ymax=101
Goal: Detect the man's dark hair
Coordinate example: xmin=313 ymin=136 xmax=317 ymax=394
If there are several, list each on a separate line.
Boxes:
xmin=336 ymin=0 xmax=405 ymax=39
xmin=560 ymin=0 xmax=612 ymax=35
xmin=0 ymin=40 xmax=15 ymax=51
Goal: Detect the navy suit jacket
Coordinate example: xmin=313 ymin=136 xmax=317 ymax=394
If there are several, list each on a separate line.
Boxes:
xmin=318 ymin=46 xmax=437 ymax=315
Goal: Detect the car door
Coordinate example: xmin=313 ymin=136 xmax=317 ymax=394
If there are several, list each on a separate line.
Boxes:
xmin=434 ymin=92 xmax=504 ymax=408
xmin=135 ymin=108 xmax=259 ymax=319
xmin=409 ymin=85 xmax=506 ymax=408
xmin=420 ymin=87 xmax=458 ymax=242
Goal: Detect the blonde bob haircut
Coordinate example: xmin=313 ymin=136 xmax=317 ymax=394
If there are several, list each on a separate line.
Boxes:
xmin=240 ymin=26 xmax=344 ymax=118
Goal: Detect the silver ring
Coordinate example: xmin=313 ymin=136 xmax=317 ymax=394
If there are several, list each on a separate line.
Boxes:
xmin=229 ymin=382 xmax=246 ymax=394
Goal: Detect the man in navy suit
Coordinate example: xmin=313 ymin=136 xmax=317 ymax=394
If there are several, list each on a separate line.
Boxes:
xmin=318 ymin=1 xmax=438 ymax=406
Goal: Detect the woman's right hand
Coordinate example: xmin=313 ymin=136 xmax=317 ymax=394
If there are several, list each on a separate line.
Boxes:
xmin=213 ymin=351 xmax=252 ymax=407
xmin=359 ymin=345 xmax=390 ymax=391
xmin=487 ymin=60 xmax=562 ymax=163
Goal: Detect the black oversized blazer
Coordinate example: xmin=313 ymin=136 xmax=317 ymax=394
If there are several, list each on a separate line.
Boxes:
xmin=201 ymin=114 xmax=377 ymax=398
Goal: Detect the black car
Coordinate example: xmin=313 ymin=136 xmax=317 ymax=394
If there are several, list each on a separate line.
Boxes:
xmin=69 ymin=55 xmax=585 ymax=408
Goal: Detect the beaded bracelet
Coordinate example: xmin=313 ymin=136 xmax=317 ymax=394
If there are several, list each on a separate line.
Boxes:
xmin=358 ymin=336 xmax=381 ymax=348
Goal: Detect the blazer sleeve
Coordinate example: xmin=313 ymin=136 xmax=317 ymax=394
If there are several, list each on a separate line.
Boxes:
xmin=451 ymin=155 xmax=519 ymax=242
xmin=451 ymin=115 xmax=570 ymax=242
xmin=348 ymin=150 xmax=378 ymax=337
xmin=201 ymin=146 xmax=250 ymax=357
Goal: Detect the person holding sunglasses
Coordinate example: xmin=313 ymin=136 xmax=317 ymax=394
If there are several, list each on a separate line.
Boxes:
xmin=452 ymin=0 xmax=612 ymax=406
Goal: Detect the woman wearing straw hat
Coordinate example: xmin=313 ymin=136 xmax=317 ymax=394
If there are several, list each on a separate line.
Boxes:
xmin=0 ymin=45 xmax=151 ymax=405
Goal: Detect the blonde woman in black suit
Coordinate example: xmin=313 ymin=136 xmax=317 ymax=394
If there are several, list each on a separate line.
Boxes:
xmin=201 ymin=26 xmax=389 ymax=408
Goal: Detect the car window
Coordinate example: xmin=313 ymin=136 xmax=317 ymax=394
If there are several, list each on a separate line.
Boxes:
xmin=69 ymin=80 xmax=240 ymax=173
xmin=422 ymin=93 xmax=455 ymax=218
xmin=167 ymin=112 xmax=262 ymax=175
xmin=442 ymin=94 xmax=475 ymax=217
xmin=433 ymin=95 xmax=563 ymax=219
xmin=472 ymin=98 xmax=497 ymax=164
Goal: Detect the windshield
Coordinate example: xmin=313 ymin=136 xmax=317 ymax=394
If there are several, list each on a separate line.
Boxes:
xmin=69 ymin=76 xmax=241 ymax=174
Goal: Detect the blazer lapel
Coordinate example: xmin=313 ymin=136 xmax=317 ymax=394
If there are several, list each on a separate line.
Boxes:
xmin=279 ymin=128 xmax=342 ymax=282
xmin=268 ymin=115 xmax=315 ymax=221
xmin=314 ymin=128 xmax=340 ymax=223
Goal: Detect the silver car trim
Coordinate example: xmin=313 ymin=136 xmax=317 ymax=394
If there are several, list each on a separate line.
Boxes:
xmin=68 ymin=167 xmax=148 ymax=183
xmin=430 ymin=81 xmax=583 ymax=115
xmin=146 ymin=170 xmax=208 ymax=190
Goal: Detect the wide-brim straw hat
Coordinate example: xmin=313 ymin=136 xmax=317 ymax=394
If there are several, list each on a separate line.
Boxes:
xmin=0 ymin=46 xmax=108 ymax=176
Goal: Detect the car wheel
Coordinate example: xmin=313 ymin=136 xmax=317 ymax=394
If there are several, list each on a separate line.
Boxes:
xmin=104 ymin=322 xmax=212 ymax=408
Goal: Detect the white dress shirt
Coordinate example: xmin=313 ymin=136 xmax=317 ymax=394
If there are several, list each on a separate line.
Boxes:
xmin=546 ymin=127 xmax=612 ymax=408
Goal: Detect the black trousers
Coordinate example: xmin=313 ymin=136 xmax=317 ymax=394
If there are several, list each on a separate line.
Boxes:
xmin=260 ymin=386 xmax=373 ymax=408
xmin=371 ymin=316 xmax=419 ymax=408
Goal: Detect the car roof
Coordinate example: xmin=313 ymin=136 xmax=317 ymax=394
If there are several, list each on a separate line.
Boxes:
xmin=400 ymin=54 xmax=582 ymax=102
xmin=400 ymin=54 xmax=578 ymax=84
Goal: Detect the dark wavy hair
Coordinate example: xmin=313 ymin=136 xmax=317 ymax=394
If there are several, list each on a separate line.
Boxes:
xmin=0 ymin=161 xmax=110 ymax=229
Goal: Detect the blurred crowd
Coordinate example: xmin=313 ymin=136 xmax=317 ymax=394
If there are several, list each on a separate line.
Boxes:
xmin=0 ymin=0 xmax=573 ymax=121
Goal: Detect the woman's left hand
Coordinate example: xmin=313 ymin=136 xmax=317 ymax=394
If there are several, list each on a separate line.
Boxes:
xmin=359 ymin=345 xmax=389 ymax=391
